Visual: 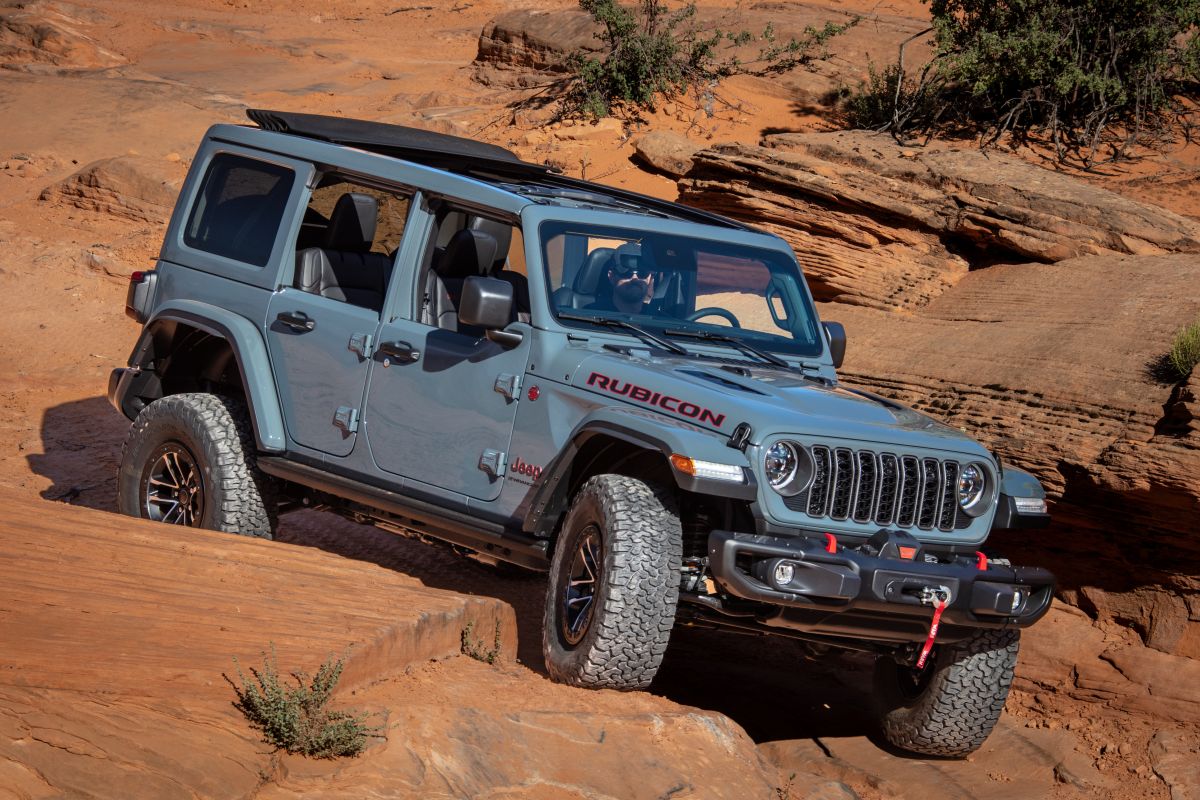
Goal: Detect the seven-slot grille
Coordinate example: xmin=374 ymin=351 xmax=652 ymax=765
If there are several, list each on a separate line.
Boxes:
xmin=783 ymin=445 xmax=968 ymax=532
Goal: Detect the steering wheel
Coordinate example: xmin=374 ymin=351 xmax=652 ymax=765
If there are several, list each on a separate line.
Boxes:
xmin=687 ymin=307 xmax=741 ymax=328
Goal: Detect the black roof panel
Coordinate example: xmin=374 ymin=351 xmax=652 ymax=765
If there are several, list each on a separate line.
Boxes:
xmin=246 ymin=109 xmax=748 ymax=231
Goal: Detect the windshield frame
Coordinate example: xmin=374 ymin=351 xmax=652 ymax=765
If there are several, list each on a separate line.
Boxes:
xmin=535 ymin=217 xmax=827 ymax=360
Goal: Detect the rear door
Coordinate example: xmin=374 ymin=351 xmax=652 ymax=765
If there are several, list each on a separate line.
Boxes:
xmin=265 ymin=177 xmax=414 ymax=457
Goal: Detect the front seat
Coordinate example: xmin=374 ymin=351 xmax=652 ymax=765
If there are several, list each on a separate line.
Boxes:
xmin=295 ymin=192 xmax=392 ymax=312
xmin=423 ymin=228 xmax=498 ymax=332
xmin=552 ymin=246 xmax=614 ymax=310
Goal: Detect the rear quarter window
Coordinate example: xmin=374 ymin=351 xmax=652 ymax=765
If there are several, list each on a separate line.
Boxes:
xmin=183 ymin=153 xmax=295 ymax=267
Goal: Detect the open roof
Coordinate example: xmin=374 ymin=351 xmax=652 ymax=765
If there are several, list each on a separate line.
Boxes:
xmin=246 ymin=109 xmax=748 ymax=230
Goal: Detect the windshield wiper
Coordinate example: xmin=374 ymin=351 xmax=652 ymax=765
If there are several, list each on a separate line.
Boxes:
xmin=661 ymin=328 xmax=808 ymax=371
xmin=558 ymin=311 xmax=690 ymax=356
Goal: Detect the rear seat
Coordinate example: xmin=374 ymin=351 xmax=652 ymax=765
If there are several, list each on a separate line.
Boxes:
xmin=295 ymin=193 xmax=392 ymax=312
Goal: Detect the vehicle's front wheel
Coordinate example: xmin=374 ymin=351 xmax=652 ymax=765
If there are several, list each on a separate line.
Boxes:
xmin=874 ymin=628 xmax=1019 ymax=757
xmin=543 ymin=474 xmax=682 ymax=690
xmin=117 ymin=393 xmax=277 ymax=538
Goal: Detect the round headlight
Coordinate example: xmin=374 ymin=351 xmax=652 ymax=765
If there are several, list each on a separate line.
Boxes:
xmin=958 ymin=463 xmax=989 ymax=516
xmin=765 ymin=442 xmax=797 ymax=488
xmin=763 ymin=441 xmax=814 ymax=497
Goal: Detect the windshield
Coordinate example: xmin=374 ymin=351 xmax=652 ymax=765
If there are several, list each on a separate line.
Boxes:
xmin=540 ymin=221 xmax=824 ymax=357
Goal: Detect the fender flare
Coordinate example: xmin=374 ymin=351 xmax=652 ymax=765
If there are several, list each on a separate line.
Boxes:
xmin=523 ymin=406 xmax=757 ymax=536
xmin=991 ymin=464 xmax=1051 ymax=531
xmin=131 ymin=300 xmax=286 ymax=452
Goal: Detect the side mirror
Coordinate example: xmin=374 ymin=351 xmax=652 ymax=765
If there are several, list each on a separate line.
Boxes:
xmin=460 ymin=276 xmax=522 ymax=346
xmin=460 ymin=275 xmax=513 ymax=329
xmin=823 ymin=321 xmax=846 ymax=368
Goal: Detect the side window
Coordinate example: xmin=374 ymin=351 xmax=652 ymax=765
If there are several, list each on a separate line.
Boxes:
xmin=184 ymin=153 xmax=294 ymax=267
xmin=292 ymin=177 xmax=412 ymax=314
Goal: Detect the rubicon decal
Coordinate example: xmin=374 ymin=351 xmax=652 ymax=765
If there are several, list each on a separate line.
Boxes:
xmin=587 ymin=372 xmax=726 ymax=427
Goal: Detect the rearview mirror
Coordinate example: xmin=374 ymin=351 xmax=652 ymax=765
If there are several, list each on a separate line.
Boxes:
xmin=823 ymin=321 xmax=846 ymax=368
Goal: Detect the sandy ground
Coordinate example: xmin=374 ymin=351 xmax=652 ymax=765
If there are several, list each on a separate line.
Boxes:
xmin=2 ymin=0 xmax=1199 ymax=797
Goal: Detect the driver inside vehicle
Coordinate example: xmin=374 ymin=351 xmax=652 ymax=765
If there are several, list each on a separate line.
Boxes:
xmin=588 ymin=242 xmax=656 ymax=314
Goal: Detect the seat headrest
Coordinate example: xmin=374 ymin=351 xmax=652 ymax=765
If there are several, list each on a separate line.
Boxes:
xmin=574 ymin=247 xmax=614 ymax=294
xmin=612 ymin=241 xmax=654 ymax=274
xmin=325 ymin=193 xmax=378 ymax=251
xmin=469 ymin=216 xmax=513 ymax=268
xmin=438 ymin=229 xmax=498 ymax=279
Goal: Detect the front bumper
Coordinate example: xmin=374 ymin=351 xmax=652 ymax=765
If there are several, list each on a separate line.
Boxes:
xmin=707 ymin=528 xmax=1054 ymax=645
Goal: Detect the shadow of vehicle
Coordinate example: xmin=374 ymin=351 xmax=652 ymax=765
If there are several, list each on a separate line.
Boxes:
xmin=29 ymin=396 xmax=129 ymax=512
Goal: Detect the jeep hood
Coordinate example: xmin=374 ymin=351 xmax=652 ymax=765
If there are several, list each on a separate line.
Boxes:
xmin=570 ymin=351 xmax=990 ymax=458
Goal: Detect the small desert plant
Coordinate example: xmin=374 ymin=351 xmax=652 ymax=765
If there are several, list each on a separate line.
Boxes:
xmin=1168 ymin=316 xmax=1200 ymax=380
xmin=230 ymin=647 xmax=382 ymax=758
xmin=567 ymin=0 xmax=856 ymax=117
xmin=461 ymin=619 xmax=503 ymax=665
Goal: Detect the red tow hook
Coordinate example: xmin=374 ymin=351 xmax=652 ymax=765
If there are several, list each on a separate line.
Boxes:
xmin=976 ymin=551 xmax=989 ymax=571
xmin=915 ymin=586 xmax=951 ymax=670
xmin=823 ymin=533 xmax=837 ymax=554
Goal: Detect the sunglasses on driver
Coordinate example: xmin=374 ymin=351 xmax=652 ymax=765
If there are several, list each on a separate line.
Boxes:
xmin=612 ymin=258 xmax=650 ymax=279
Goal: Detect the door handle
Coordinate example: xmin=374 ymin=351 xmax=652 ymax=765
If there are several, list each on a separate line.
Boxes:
xmin=276 ymin=311 xmax=315 ymax=332
xmin=377 ymin=340 xmax=420 ymax=363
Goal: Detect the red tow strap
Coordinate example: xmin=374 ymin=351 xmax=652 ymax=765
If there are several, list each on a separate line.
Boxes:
xmin=915 ymin=598 xmax=948 ymax=670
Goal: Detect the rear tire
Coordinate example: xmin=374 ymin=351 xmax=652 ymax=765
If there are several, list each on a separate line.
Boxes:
xmin=542 ymin=474 xmax=681 ymax=689
xmin=117 ymin=393 xmax=277 ymax=538
xmin=875 ymin=628 xmax=1019 ymax=757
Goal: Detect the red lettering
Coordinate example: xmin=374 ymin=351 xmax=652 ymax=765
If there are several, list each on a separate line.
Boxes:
xmin=585 ymin=372 xmax=725 ymax=428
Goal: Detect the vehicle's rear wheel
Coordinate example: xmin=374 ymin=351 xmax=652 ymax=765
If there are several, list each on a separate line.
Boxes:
xmin=874 ymin=628 xmax=1019 ymax=757
xmin=117 ymin=393 xmax=277 ymax=538
xmin=543 ymin=474 xmax=682 ymax=689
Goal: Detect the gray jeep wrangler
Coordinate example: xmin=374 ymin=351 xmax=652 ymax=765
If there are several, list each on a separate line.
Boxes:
xmin=109 ymin=110 xmax=1054 ymax=757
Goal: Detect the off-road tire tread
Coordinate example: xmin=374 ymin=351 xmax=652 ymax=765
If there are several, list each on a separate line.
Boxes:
xmin=118 ymin=393 xmax=277 ymax=538
xmin=543 ymin=474 xmax=682 ymax=690
xmin=877 ymin=628 xmax=1019 ymax=757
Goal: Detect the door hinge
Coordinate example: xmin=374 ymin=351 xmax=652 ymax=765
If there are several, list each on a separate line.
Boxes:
xmin=479 ymin=449 xmax=506 ymax=478
xmin=494 ymin=372 xmax=522 ymax=402
xmin=333 ymin=406 xmax=360 ymax=434
xmin=348 ymin=332 xmax=374 ymax=359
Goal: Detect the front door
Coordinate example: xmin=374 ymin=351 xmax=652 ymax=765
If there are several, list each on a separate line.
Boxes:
xmin=363 ymin=322 xmax=530 ymax=501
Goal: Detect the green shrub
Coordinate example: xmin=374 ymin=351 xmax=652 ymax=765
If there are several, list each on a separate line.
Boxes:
xmin=843 ymin=0 xmax=1200 ymax=165
xmin=568 ymin=0 xmax=856 ymax=117
xmin=231 ymin=648 xmax=382 ymax=758
xmin=461 ymin=619 xmax=503 ymax=665
xmin=1168 ymin=316 xmax=1200 ymax=380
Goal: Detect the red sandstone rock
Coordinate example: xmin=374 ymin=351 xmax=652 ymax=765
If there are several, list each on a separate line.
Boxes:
xmin=679 ymin=131 xmax=1200 ymax=310
xmin=39 ymin=156 xmax=184 ymax=225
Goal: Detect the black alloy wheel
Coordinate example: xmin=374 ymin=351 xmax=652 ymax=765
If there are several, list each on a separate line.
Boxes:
xmin=143 ymin=442 xmax=205 ymax=526
xmin=560 ymin=525 xmax=602 ymax=646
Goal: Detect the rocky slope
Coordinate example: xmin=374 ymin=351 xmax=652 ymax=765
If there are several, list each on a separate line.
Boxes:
xmin=680 ymin=131 xmax=1200 ymax=310
xmin=0 ymin=489 xmax=783 ymax=800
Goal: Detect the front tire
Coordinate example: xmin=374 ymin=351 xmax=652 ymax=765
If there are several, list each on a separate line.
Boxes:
xmin=542 ymin=474 xmax=682 ymax=689
xmin=117 ymin=393 xmax=277 ymax=538
xmin=874 ymin=628 xmax=1019 ymax=757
